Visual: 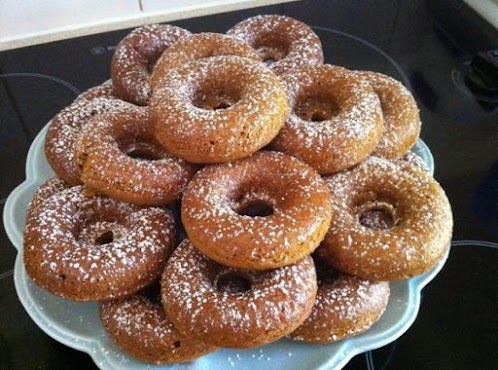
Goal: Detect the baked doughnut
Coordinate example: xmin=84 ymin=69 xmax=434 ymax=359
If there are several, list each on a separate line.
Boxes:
xmin=26 ymin=177 xmax=68 ymax=219
xmin=182 ymin=151 xmax=332 ymax=269
xmin=161 ymin=239 xmax=317 ymax=348
xmin=270 ymin=65 xmax=384 ymax=174
xmin=100 ymin=287 xmax=217 ymax=364
xmin=288 ymin=255 xmax=390 ymax=343
xmin=150 ymin=56 xmax=288 ymax=163
xmin=358 ymin=71 xmax=421 ymax=158
xmin=45 ymin=97 xmax=137 ymax=185
xmin=227 ymin=15 xmax=323 ymax=74
xmin=24 ymin=186 xmax=176 ymax=301
xmin=75 ymin=80 xmax=117 ymax=102
xmin=111 ymin=24 xmax=191 ymax=105
xmin=320 ymin=156 xmax=453 ymax=281
xmin=75 ymin=106 xmax=196 ymax=206
xmin=151 ymin=32 xmax=261 ymax=91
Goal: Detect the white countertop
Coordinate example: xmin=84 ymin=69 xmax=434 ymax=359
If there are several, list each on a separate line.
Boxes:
xmin=0 ymin=0 xmax=298 ymax=51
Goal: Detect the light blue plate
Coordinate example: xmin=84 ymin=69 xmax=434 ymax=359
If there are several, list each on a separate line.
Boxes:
xmin=3 ymin=123 xmax=445 ymax=370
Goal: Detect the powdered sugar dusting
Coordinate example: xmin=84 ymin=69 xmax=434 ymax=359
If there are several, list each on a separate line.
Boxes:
xmin=227 ymin=15 xmax=323 ymax=74
xmin=26 ymin=177 xmax=68 ymax=218
xmin=24 ymin=186 xmax=176 ymax=300
xmin=105 ymin=297 xmax=175 ymax=340
xmin=270 ymin=65 xmax=383 ymax=174
xmin=161 ymin=239 xmax=317 ymax=346
xmin=182 ymin=151 xmax=332 ymax=269
xmin=289 ymin=256 xmax=390 ymax=343
xmin=45 ymin=97 xmax=137 ymax=185
xmin=75 ymin=80 xmax=117 ymax=103
xmin=151 ymin=32 xmax=261 ymax=90
xmin=321 ymin=156 xmax=453 ymax=280
xmin=150 ymin=55 xmax=287 ymax=163
xmin=358 ymin=71 xmax=421 ymax=158
xmin=100 ymin=294 xmax=217 ymax=364
xmin=111 ymin=24 xmax=191 ymax=105
xmin=75 ymin=105 xmax=195 ymax=205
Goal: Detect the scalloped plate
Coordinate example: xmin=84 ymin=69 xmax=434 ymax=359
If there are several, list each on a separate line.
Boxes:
xmin=3 ymin=122 xmax=445 ymax=370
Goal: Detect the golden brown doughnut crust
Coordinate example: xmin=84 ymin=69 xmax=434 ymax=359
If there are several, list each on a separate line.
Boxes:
xmin=150 ymin=32 xmax=262 ymax=91
xmin=289 ymin=255 xmax=390 ymax=343
xmin=182 ymin=151 xmax=332 ymax=270
xmin=75 ymin=106 xmax=196 ymax=206
xmin=358 ymin=71 xmax=421 ymax=158
xmin=227 ymin=15 xmax=323 ymax=75
xmin=150 ymin=56 xmax=288 ymax=163
xmin=270 ymin=65 xmax=384 ymax=174
xmin=100 ymin=294 xmax=217 ymax=364
xmin=111 ymin=24 xmax=191 ymax=105
xmin=320 ymin=156 xmax=453 ymax=281
xmin=24 ymin=186 xmax=176 ymax=301
xmin=161 ymin=239 xmax=318 ymax=348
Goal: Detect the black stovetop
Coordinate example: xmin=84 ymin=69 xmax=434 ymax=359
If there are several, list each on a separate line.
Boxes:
xmin=1 ymin=1 xmax=497 ymax=369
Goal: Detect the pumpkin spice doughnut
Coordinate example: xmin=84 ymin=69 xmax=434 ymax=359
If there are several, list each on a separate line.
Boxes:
xmin=161 ymin=239 xmax=317 ymax=348
xmin=358 ymin=71 xmax=421 ymax=158
xmin=182 ymin=151 xmax=332 ymax=270
xmin=151 ymin=32 xmax=261 ymax=91
xmin=75 ymin=106 xmax=196 ymax=206
xmin=270 ymin=65 xmax=384 ymax=174
xmin=289 ymin=254 xmax=390 ymax=343
xmin=320 ymin=156 xmax=453 ymax=281
xmin=150 ymin=56 xmax=288 ymax=163
xmin=100 ymin=287 xmax=217 ymax=364
xmin=227 ymin=15 xmax=323 ymax=74
xmin=111 ymin=24 xmax=191 ymax=105
xmin=24 ymin=186 xmax=176 ymax=301
xmin=45 ymin=97 xmax=137 ymax=185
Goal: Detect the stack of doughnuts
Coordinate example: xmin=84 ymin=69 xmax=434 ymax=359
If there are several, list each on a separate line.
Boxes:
xmin=24 ymin=14 xmax=453 ymax=364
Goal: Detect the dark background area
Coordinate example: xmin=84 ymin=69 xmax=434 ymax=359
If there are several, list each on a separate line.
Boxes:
xmin=1 ymin=0 xmax=497 ymax=369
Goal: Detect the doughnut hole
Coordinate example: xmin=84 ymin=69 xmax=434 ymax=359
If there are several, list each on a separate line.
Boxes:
xmin=236 ymin=199 xmax=274 ymax=217
xmin=95 ymin=230 xmax=114 ymax=245
xmin=214 ymin=271 xmax=252 ymax=294
xmin=124 ymin=141 xmax=165 ymax=161
xmin=357 ymin=200 xmax=397 ymax=230
xmin=192 ymin=77 xmax=243 ymax=111
xmin=254 ymin=36 xmax=290 ymax=64
xmin=107 ymin=124 xmax=168 ymax=162
xmin=84 ymin=117 xmax=169 ymax=163
xmin=294 ymin=88 xmax=341 ymax=122
xmin=230 ymin=188 xmax=276 ymax=218
xmin=76 ymin=219 xmax=127 ymax=246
